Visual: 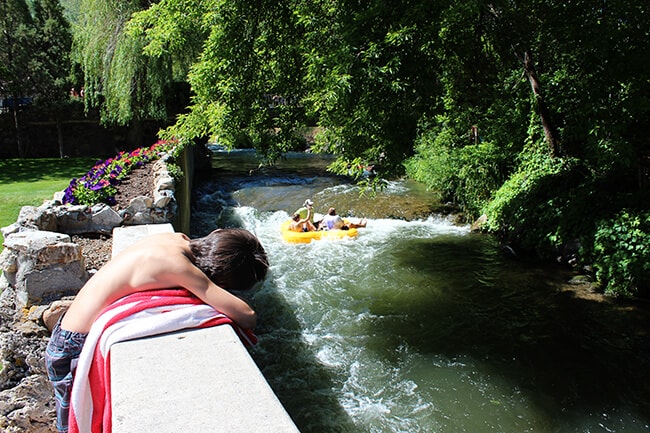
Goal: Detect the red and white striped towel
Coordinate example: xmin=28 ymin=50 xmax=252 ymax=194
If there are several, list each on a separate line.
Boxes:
xmin=68 ymin=289 xmax=257 ymax=433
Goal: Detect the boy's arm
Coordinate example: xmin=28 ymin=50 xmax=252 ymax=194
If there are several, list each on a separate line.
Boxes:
xmin=166 ymin=260 xmax=257 ymax=330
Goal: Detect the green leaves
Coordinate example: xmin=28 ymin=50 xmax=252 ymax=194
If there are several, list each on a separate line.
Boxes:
xmin=593 ymin=210 xmax=650 ymax=297
xmin=73 ymin=0 xmax=178 ymax=125
xmin=59 ymin=0 xmax=650 ymax=299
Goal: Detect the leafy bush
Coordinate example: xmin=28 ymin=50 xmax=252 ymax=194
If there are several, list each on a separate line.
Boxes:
xmin=592 ymin=210 xmax=650 ymax=298
xmin=482 ymin=151 xmax=595 ymax=259
xmin=62 ymin=139 xmax=178 ymax=206
xmin=405 ymin=126 xmax=509 ymax=218
xmin=404 ymin=128 xmax=458 ymax=199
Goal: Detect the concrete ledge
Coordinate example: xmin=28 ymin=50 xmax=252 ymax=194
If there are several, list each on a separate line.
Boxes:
xmin=111 ymin=326 xmax=299 ymax=432
xmin=111 ymin=223 xmax=176 ymax=257
xmin=109 ymin=224 xmax=300 ymax=432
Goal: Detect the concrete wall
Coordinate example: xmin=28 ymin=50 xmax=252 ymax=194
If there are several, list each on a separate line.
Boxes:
xmin=174 ymin=145 xmax=194 ymax=235
xmin=110 ymin=224 xmax=300 ymax=432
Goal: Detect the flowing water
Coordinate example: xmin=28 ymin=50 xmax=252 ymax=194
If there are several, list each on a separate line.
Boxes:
xmin=191 ymin=148 xmax=650 ymax=433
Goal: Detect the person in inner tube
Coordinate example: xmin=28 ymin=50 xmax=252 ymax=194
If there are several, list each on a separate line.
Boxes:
xmin=291 ymin=199 xmax=318 ymax=231
xmin=320 ymin=207 xmax=367 ymax=231
xmin=289 ymin=204 xmax=314 ymax=232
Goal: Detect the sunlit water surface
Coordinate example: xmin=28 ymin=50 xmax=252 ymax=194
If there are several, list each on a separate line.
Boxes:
xmin=190 ymin=149 xmax=650 ymax=433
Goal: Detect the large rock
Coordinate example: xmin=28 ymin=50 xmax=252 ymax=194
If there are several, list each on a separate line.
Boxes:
xmin=17 ymin=205 xmax=58 ymax=233
xmin=54 ymin=204 xmax=120 ymax=235
xmin=0 ymin=374 xmax=56 ymax=433
xmin=153 ymin=189 xmax=173 ymax=208
xmin=1 ymin=231 xmax=89 ymax=307
xmin=0 ymin=285 xmax=55 ymax=433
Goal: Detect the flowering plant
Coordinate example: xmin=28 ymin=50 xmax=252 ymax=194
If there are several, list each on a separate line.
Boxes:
xmin=62 ymin=139 xmax=177 ymax=206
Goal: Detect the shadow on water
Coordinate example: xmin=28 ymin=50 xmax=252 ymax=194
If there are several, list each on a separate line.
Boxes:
xmin=251 ymin=288 xmax=358 ymax=433
xmin=190 ymin=174 xmax=357 ymax=433
xmin=193 ymin=149 xmax=650 ymax=432
xmin=368 ymin=235 xmax=650 ymax=429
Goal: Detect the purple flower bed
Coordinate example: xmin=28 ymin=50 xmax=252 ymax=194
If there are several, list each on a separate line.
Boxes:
xmin=63 ymin=140 xmax=177 ymax=206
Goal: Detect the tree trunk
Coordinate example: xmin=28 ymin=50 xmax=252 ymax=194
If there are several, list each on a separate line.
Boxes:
xmin=522 ymin=50 xmax=562 ymax=158
xmin=11 ymin=99 xmax=24 ymax=158
xmin=57 ymin=118 xmax=65 ymax=158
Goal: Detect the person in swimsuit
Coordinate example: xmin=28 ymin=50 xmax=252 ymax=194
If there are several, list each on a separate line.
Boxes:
xmin=45 ymin=228 xmax=268 ymax=432
xmin=292 ymin=199 xmax=318 ymax=231
xmin=289 ymin=204 xmax=313 ymax=232
xmin=320 ymin=207 xmax=367 ymax=230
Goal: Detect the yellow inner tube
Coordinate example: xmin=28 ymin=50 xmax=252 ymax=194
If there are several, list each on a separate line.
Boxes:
xmin=280 ymin=220 xmax=359 ymax=243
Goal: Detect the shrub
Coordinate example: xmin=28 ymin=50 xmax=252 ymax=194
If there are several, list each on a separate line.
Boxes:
xmin=405 ymin=127 xmax=509 ymax=218
xmin=592 ymin=210 xmax=650 ymax=298
xmin=482 ymin=152 xmax=601 ymax=260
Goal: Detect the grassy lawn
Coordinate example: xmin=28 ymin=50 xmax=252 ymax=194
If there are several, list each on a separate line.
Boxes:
xmin=0 ymin=157 xmax=97 ymax=252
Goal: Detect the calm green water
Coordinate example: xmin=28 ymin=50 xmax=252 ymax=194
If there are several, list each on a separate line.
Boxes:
xmin=191 ymin=148 xmax=650 ymax=433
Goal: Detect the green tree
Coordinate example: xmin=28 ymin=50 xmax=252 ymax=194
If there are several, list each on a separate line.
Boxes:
xmin=59 ymin=0 xmax=650 ymax=294
xmin=31 ymin=0 xmax=74 ymax=157
xmin=150 ymin=0 xmax=308 ymax=161
xmin=125 ymin=0 xmax=450 ymax=175
xmin=0 ymin=0 xmax=34 ymax=157
xmin=408 ymin=0 xmax=650 ymax=207
xmin=72 ymin=0 xmax=174 ymax=146
xmin=302 ymin=0 xmax=446 ymax=180
xmin=0 ymin=0 xmax=72 ymax=158
xmin=64 ymin=0 xmax=649 ymax=183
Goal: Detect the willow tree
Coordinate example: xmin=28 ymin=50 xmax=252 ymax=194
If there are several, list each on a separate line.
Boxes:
xmin=127 ymin=0 xmax=450 ymax=176
xmin=72 ymin=0 xmax=176 ymax=146
xmin=68 ymin=0 xmax=649 ymax=189
xmin=131 ymin=0 xmax=308 ymax=161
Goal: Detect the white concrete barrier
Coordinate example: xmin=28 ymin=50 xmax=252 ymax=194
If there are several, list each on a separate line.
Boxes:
xmin=109 ymin=224 xmax=300 ymax=433
xmin=111 ymin=223 xmax=177 ymax=257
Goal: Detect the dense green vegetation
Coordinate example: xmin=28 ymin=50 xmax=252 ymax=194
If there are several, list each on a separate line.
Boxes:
xmin=0 ymin=0 xmax=72 ymax=157
xmin=2 ymin=0 xmax=649 ymax=297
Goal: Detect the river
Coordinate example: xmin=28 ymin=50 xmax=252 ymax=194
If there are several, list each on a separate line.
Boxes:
xmin=190 ymin=148 xmax=650 ymax=433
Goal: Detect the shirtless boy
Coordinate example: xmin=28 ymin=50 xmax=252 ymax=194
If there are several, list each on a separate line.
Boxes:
xmin=46 ymin=228 xmax=268 ymax=432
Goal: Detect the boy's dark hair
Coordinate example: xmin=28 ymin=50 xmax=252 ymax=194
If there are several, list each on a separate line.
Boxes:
xmin=189 ymin=228 xmax=269 ymax=291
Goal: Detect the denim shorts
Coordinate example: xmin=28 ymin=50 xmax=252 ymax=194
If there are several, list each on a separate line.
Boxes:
xmin=45 ymin=316 xmax=87 ymax=433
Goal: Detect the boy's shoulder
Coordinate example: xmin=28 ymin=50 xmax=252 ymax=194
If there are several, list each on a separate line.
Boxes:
xmin=129 ymin=232 xmax=189 ymax=248
xmin=114 ymin=233 xmax=191 ymax=264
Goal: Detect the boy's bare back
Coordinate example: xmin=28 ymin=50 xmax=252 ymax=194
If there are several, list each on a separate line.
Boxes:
xmin=61 ymin=232 xmax=257 ymax=333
